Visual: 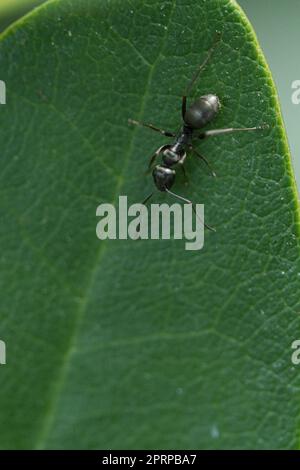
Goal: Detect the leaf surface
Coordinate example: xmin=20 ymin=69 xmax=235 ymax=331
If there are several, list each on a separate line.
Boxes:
xmin=0 ymin=0 xmax=300 ymax=450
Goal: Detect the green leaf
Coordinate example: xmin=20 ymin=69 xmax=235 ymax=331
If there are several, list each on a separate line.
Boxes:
xmin=0 ymin=0 xmax=300 ymax=450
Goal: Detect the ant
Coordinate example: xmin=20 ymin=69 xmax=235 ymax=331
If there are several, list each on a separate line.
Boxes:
xmin=128 ymin=34 xmax=266 ymax=230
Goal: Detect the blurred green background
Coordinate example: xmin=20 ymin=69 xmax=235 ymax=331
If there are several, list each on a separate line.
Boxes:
xmin=0 ymin=0 xmax=46 ymax=32
xmin=0 ymin=0 xmax=299 ymax=193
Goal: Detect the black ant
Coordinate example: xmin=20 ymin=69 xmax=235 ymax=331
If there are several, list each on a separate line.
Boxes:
xmin=129 ymin=35 xmax=265 ymax=230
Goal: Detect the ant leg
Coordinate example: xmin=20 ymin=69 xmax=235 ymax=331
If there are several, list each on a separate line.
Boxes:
xmin=147 ymin=145 xmax=170 ymax=172
xmin=198 ymin=125 xmax=267 ymax=140
xmin=189 ymin=145 xmax=216 ymax=177
xmin=165 ymin=188 xmax=215 ymax=232
xmin=179 ymin=164 xmax=189 ymax=185
xmin=182 ymin=96 xmax=187 ymax=120
xmin=128 ymin=119 xmax=175 ymax=137
xmin=177 ymin=152 xmax=188 ymax=183
xmin=182 ymin=32 xmax=222 ymax=113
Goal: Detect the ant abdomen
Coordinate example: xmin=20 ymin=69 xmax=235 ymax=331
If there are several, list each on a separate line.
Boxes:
xmin=184 ymin=94 xmax=220 ymax=129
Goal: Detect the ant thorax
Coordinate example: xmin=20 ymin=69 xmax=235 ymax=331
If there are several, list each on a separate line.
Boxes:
xmin=162 ymin=146 xmax=184 ymax=167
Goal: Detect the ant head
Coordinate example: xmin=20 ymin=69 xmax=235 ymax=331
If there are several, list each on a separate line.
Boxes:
xmin=152 ymin=165 xmax=175 ymax=192
xmin=184 ymin=94 xmax=220 ymax=129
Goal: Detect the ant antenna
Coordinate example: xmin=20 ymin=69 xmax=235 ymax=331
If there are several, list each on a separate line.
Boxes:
xmin=141 ymin=192 xmax=154 ymax=206
xmin=165 ymin=188 xmax=216 ymax=232
xmin=135 ymin=192 xmax=154 ymax=236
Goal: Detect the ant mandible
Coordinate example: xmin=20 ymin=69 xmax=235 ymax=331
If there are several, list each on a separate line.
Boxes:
xmin=128 ymin=34 xmax=265 ymax=230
